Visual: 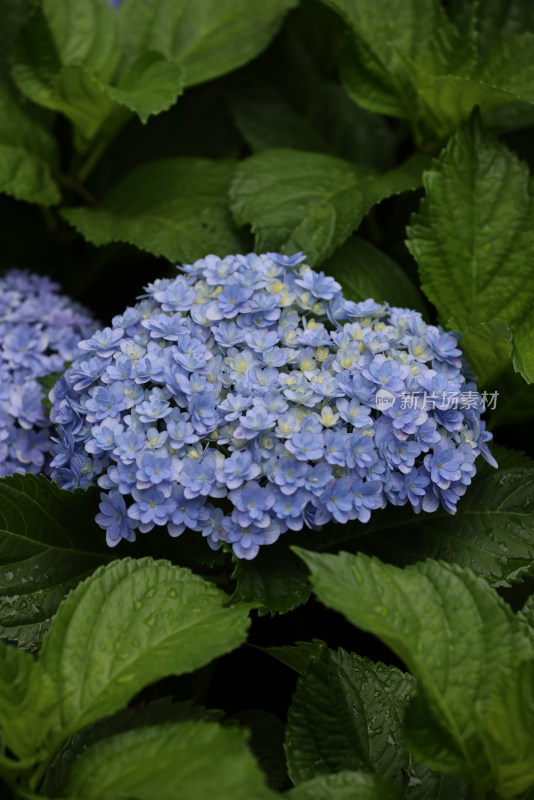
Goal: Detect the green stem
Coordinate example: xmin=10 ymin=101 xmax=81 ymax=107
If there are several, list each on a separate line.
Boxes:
xmin=74 ymin=107 xmax=132 ymax=183
xmin=38 ymin=206 xmax=59 ymax=234
xmin=75 ymin=135 xmax=112 ymax=184
xmin=27 ymin=751 xmax=55 ymax=794
xmin=59 ymin=173 xmax=99 ymax=208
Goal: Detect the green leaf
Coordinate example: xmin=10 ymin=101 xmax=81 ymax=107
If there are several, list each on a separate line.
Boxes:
xmin=323 ymin=237 xmax=426 ymax=313
xmin=296 ymin=549 xmax=533 ymax=792
xmin=119 ymin=0 xmax=298 ymax=88
xmin=41 ymin=700 xmax=224 ymax=797
xmin=326 ymin=0 xmax=534 ymax=144
xmin=415 ymin=74 xmax=524 ymax=137
xmin=11 ymin=1 xmax=120 ymax=111
xmin=283 ymin=645 xmax=468 ymax=798
xmin=261 ymin=31 xmax=397 ymax=169
xmin=62 ymin=720 xmax=274 ymax=799
xmin=230 ymin=150 xmax=427 ymax=266
xmin=62 ymin=158 xmax=245 ymax=262
xmin=285 ymin=646 xmax=417 ymax=786
xmin=468 ymin=0 xmax=534 ymax=59
xmin=0 ymin=474 xmax=115 ymax=651
xmin=38 ymin=370 xmax=65 ymax=414
xmin=331 ymin=0 xmax=476 ymax=135
xmin=233 ymin=710 xmax=288 ymax=791
xmin=0 ymin=642 xmax=56 ymax=760
xmin=101 ymin=51 xmax=184 ymax=124
xmin=84 ymin=87 xmax=243 ymax=202
xmin=225 ymin=69 xmax=331 ymax=155
xmin=28 ymin=56 xmax=184 ymax=143
xmin=477 ymin=658 xmax=534 ymax=798
xmin=287 ymin=770 xmax=404 ymax=800
xmin=41 ymin=0 xmax=119 ymax=79
xmin=328 ymin=0 xmax=442 ymax=119
xmin=259 ymin=640 xmax=326 ymax=675
xmin=11 ymin=6 xmax=115 ymax=147
xmin=38 ymin=557 xmax=250 ymax=746
xmin=488 ymin=368 xmax=534 ymax=428
xmin=511 ymin=316 xmax=534 ymax=384
xmin=407 ymin=112 xmax=534 ymax=382
xmin=519 ymin=595 xmax=534 ymax=642
xmin=11 ymin=2 xmax=183 ymax=148
xmin=0 ymin=81 xmax=60 ymax=205
xmin=456 ymin=319 xmax=512 ymax=386
xmin=312 ymin=446 xmax=534 ymax=589
xmin=231 ymin=540 xmax=311 ymax=616
xmin=359 ymin=154 xmax=431 ymax=216
xmin=0 ymin=0 xmax=33 ymax=77
xmin=474 ymin=33 xmax=534 ymax=103
xmin=230 ymin=149 xmax=366 ymax=266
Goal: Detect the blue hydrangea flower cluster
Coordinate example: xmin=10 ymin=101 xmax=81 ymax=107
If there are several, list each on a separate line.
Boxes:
xmin=50 ymin=252 xmax=496 ymax=559
xmin=0 ymin=270 xmax=97 ymax=478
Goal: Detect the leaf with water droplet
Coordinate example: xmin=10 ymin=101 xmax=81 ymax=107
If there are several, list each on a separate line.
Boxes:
xmin=230 ymin=537 xmax=311 ymax=616
xmin=37 ymin=557 xmax=250 ymax=752
xmin=0 ymin=474 xmax=119 ymax=651
xmin=284 ymin=644 xmax=466 ymax=797
xmin=285 ymin=645 xmax=416 ymax=786
xmin=296 ymin=549 xmax=533 ymax=796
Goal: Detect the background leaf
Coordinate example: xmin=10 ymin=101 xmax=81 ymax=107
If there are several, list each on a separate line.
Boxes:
xmin=0 ymin=642 xmax=56 ymax=760
xmin=456 ymin=319 xmax=511 ymax=386
xmin=0 ymin=82 xmax=60 ymax=205
xmin=225 ymin=68 xmax=331 ymax=155
xmin=328 ymin=0 xmax=447 ymax=119
xmin=478 ymin=658 xmax=534 ymax=798
xmin=119 ymin=0 xmax=298 ymax=87
xmin=464 ymin=0 xmax=534 ymax=59
xmin=519 ymin=595 xmax=534 ymax=641
xmin=325 ymin=0 xmax=534 ymax=145
xmin=233 ymin=709 xmax=288 ymax=791
xmin=11 ymin=0 xmax=120 ymax=136
xmin=255 ymin=30 xmax=398 ymax=169
xmin=11 ymin=1 xmax=182 ymax=149
xmin=259 ymin=640 xmax=326 ymax=676
xmin=63 ymin=157 xmax=246 ymax=261
xmin=0 ymin=475 xmax=114 ymax=651
xmin=101 ymin=51 xmax=184 ymax=124
xmin=230 ymin=150 xmax=427 ymax=266
xmin=287 ymin=770 xmax=404 ymax=800
xmin=0 ymin=0 xmax=33 ymax=77
xmin=322 ymin=237 xmax=426 ymax=313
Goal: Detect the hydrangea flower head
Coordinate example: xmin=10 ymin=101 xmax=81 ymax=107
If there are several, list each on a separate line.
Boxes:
xmin=0 ymin=269 xmax=97 ymax=477
xmin=50 ymin=252 xmax=496 ymax=558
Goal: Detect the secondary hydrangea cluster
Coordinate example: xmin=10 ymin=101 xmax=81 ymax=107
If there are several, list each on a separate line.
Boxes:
xmin=0 ymin=269 xmax=97 ymax=478
xmin=50 ymin=252 xmax=496 ymax=559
